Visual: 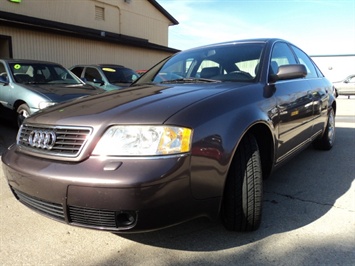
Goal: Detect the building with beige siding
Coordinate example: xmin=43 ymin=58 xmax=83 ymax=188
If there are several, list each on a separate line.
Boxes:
xmin=0 ymin=0 xmax=179 ymax=70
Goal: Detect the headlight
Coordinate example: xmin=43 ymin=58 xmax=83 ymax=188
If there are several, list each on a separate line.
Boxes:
xmin=38 ymin=101 xmax=56 ymax=109
xmin=92 ymin=126 xmax=192 ymax=156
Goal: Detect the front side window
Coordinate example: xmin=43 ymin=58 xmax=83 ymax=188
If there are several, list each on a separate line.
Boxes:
xmin=270 ymin=42 xmax=297 ymax=77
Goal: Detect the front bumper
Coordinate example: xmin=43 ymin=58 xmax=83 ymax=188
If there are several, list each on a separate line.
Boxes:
xmin=2 ymin=145 xmax=219 ymax=232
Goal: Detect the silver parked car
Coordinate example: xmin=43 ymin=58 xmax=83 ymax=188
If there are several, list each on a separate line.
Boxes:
xmin=69 ymin=64 xmax=140 ymax=91
xmin=333 ymin=74 xmax=355 ymax=98
xmin=0 ymin=59 xmax=104 ymax=126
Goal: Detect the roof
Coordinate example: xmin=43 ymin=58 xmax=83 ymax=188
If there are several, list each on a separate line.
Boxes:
xmin=183 ymin=38 xmax=280 ymax=51
xmin=0 ymin=58 xmax=62 ymax=65
xmin=70 ymin=64 xmax=127 ymax=68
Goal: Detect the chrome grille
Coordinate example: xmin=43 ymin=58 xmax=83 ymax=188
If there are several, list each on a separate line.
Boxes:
xmin=12 ymin=188 xmax=65 ymax=221
xmin=68 ymin=206 xmax=117 ymax=228
xmin=17 ymin=124 xmax=92 ymax=157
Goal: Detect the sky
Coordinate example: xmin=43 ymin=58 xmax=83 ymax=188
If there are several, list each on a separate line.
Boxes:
xmin=157 ymin=0 xmax=355 ymax=56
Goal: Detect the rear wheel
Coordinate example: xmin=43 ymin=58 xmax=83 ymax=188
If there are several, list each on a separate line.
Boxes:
xmin=221 ymin=133 xmax=263 ymax=232
xmin=16 ymin=103 xmax=31 ymax=127
xmin=313 ymin=108 xmax=335 ymax=150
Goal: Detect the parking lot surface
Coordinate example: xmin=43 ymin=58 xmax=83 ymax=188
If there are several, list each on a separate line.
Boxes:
xmin=0 ymin=97 xmax=354 ymax=265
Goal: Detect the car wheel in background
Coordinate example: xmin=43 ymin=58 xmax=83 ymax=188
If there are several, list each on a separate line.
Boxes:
xmin=313 ymin=108 xmax=335 ymax=150
xmin=16 ymin=104 xmax=31 ymax=127
xmin=221 ymin=133 xmax=263 ymax=232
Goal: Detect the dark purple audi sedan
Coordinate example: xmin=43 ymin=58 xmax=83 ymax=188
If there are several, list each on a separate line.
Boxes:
xmin=2 ymin=39 xmax=336 ymax=233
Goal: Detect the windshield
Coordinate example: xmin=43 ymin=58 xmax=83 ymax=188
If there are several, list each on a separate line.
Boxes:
xmin=9 ymin=62 xmax=83 ymax=85
xmin=101 ymin=67 xmax=139 ymax=83
xmin=135 ymin=43 xmax=264 ymax=85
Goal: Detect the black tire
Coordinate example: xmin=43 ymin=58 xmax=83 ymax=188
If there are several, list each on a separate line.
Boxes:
xmin=313 ymin=108 xmax=335 ymax=150
xmin=16 ymin=103 xmax=31 ymax=127
xmin=221 ymin=133 xmax=263 ymax=232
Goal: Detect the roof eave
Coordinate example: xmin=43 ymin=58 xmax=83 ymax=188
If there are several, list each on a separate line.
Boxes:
xmin=148 ymin=0 xmax=179 ymax=25
xmin=0 ymin=11 xmax=179 ymax=53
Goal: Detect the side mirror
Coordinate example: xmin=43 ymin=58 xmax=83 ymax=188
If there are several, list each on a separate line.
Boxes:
xmin=270 ymin=64 xmax=307 ymax=83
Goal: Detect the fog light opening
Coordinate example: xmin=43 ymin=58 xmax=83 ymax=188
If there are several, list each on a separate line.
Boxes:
xmin=116 ymin=211 xmax=136 ymax=227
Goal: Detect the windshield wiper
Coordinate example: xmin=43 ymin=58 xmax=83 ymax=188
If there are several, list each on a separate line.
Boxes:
xmin=160 ymin=78 xmax=221 ymax=84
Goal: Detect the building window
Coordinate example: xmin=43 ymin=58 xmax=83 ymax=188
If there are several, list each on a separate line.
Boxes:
xmin=95 ymin=6 xmax=105 ymax=21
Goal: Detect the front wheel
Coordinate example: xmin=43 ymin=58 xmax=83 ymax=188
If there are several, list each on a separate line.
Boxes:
xmin=221 ymin=133 xmax=263 ymax=232
xmin=16 ymin=103 xmax=31 ymax=127
xmin=313 ymin=108 xmax=335 ymax=150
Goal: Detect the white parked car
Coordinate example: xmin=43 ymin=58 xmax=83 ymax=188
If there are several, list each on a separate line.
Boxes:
xmin=333 ymin=74 xmax=355 ymax=98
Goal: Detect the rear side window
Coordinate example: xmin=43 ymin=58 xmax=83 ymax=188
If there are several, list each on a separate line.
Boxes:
xmin=291 ymin=45 xmax=318 ymax=78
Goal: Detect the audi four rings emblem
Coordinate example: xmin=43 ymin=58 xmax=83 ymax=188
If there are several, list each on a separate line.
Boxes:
xmin=28 ymin=130 xmax=56 ymax=149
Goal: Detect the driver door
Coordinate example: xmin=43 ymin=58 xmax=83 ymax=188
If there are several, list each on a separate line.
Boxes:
xmin=271 ymin=42 xmax=315 ymax=163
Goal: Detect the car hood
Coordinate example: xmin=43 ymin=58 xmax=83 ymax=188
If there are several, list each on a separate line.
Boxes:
xmin=21 ymin=83 xmax=104 ymax=102
xmin=28 ymin=82 xmax=247 ymax=126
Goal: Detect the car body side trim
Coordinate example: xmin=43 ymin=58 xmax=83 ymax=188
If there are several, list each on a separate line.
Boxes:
xmin=276 ymin=129 xmax=323 ymax=164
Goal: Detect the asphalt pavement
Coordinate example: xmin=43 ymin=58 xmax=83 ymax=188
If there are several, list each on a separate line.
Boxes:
xmin=0 ymin=96 xmax=354 ymax=266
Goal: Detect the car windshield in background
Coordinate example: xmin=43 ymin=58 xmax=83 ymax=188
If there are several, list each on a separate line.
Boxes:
xmin=135 ymin=43 xmax=264 ymax=85
xmin=9 ymin=63 xmax=81 ymax=85
xmin=101 ymin=66 xmax=139 ymax=83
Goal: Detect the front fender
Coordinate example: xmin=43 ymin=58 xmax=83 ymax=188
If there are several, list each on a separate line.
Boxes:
xmin=166 ymin=85 xmax=277 ymax=199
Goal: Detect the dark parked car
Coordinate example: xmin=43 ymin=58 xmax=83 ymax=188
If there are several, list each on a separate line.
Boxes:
xmin=69 ymin=64 xmax=139 ymax=91
xmin=0 ymin=59 xmax=104 ymax=126
xmin=332 ymin=74 xmax=355 ymax=98
xmin=2 ymin=39 xmax=336 ymax=233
